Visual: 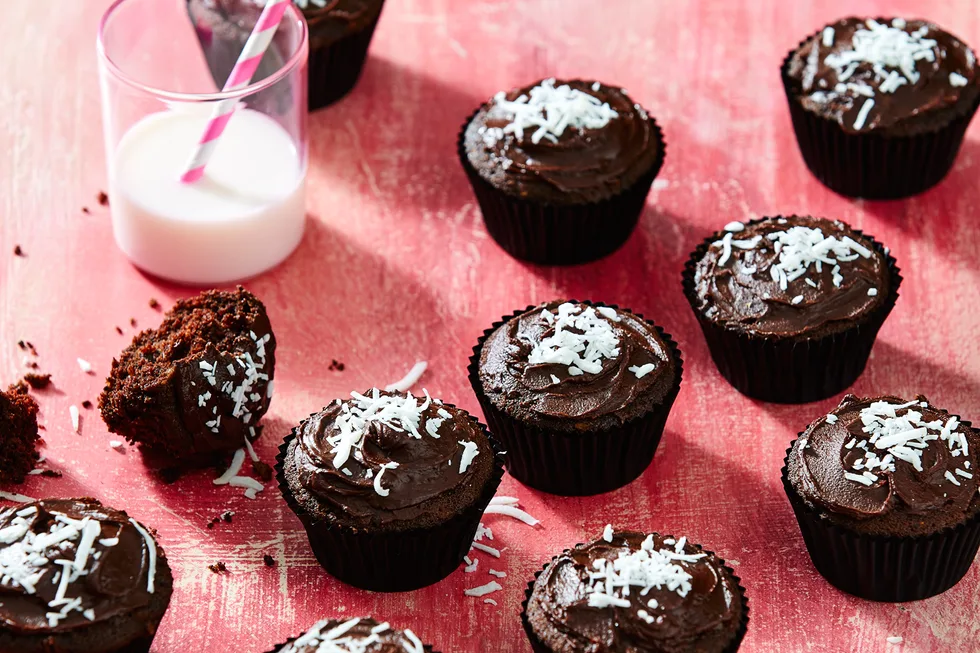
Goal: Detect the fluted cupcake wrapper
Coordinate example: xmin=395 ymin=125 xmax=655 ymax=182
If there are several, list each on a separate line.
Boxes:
xmin=468 ymin=302 xmax=683 ymax=496
xmin=306 ymin=5 xmax=386 ymax=111
xmin=782 ymin=434 xmax=980 ymax=602
xmin=456 ymin=111 xmax=666 ymax=265
xmin=681 ymin=217 xmax=902 ymax=404
xmin=275 ymin=406 xmax=504 ymax=593
xmin=520 ymin=542 xmax=749 ymax=652
xmin=780 ymin=34 xmax=980 ymax=199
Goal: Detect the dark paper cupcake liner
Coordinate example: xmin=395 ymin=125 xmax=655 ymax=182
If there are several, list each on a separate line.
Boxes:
xmin=275 ymin=405 xmax=504 ymax=592
xmin=457 ymin=110 xmax=666 ymax=265
xmin=780 ymin=32 xmax=980 ymax=199
xmin=468 ymin=301 xmax=683 ymax=496
xmin=306 ymin=5 xmax=386 ymax=111
xmin=520 ymin=542 xmax=749 ymax=652
xmin=681 ymin=217 xmax=902 ymax=404
xmin=782 ymin=434 xmax=980 ymax=602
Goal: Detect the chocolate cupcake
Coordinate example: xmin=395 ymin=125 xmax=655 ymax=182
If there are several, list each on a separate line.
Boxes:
xmin=187 ymin=0 xmax=385 ymax=111
xmin=523 ymin=528 xmax=748 ymax=652
xmin=683 ymin=216 xmax=900 ymax=404
xmin=782 ymin=17 xmax=980 ymax=198
xmin=276 ymin=389 xmax=503 ymax=591
xmin=0 ymin=382 xmax=40 ymax=483
xmin=0 ymin=498 xmax=173 ymax=653
xmin=459 ymin=79 xmax=665 ymax=265
xmin=469 ymin=301 xmax=682 ymax=495
xmin=266 ymin=617 xmax=435 ymax=652
xmin=784 ymin=395 xmax=980 ymax=601
xmin=100 ymin=287 xmax=276 ymax=464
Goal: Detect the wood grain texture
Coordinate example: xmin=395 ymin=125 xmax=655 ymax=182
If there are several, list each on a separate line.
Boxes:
xmin=2 ymin=0 xmax=979 ymax=650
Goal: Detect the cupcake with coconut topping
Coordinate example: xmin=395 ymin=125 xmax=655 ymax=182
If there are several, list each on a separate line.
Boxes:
xmin=785 ymin=395 xmax=980 ymax=601
xmin=276 ymin=389 xmax=502 ymax=591
xmin=522 ymin=527 xmax=748 ymax=652
xmin=683 ymin=216 xmax=900 ymax=403
xmin=469 ymin=300 xmax=682 ymax=495
xmin=188 ymin=0 xmax=386 ymax=111
xmin=266 ymin=617 xmax=436 ymax=652
xmin=459 ymin=79 xmax=665 ymax=264
xmin=782 ymin=17 xmax=980 ymax=198
xmin=0 ymin=498 xmax=173 ymax=653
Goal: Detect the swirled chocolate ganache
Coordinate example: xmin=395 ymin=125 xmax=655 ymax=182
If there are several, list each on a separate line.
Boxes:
xmin=477 ymin=301 xmax=677 ymax=432
xmin=786 ymin=17 xmax=980 ymax=135
xmin=462 ymin=79 xmax=662 ymax=205
xmin=524 ymin=529 xmax=746 ymax=653
xmin=788 ymin=394 xmax=980 ymax=537
xmin=282 ymin=389 xmax=497 ymax=532
xmin=269 ymin=617 xmax=433 ymax=652
xmin=0 ymin=498 xmax=173 ymax=653
xmin=692 ymin=216 xmax=890 ymax=340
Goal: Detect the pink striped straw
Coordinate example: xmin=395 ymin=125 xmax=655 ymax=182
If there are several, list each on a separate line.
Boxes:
xmin=180 ymin=0 xmax=290 ymax=184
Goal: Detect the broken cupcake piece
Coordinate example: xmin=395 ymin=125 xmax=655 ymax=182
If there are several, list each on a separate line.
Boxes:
xmin=99 ymin=286 xmax=276 ymax=464
xmin=0 ymin=383 xmax=40 ymax=484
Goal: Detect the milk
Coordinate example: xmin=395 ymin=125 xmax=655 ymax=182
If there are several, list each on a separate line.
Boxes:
xmin=109 ymin=109 xmax=306 ymax=285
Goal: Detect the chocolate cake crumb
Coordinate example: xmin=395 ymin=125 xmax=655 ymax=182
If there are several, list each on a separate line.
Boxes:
xmin=81 ymin=400 xmax=93 ymax=410
xmin=252 ymin=460 xmax=273 ymax=482
xmin=206 ymin=521 xmax=215 ymax=530
xmin=208 ymin=561 xmax=228 ymax=574
xmin=149 ymin=298 xmax=161 ymax=310
xmin=82 ymin=207 xmax=90 ymax=214
xmin=13 ymin=245 xmax=24 ymax=257
xmin=25 ymin=361 xmax=38 ymax=370
xmin=97 ymin=191 xmax=109 ymax=206
xmin=17 ymin=341 xmax=26 ymax=351
xmin=263 ymin=554 xmax=276 ymax=567
xmin=39 ymin=469 xmax=62 ymax=478
xmin=23 ymin=373 xmax=51 ymax=389
xmin=115 ymin=326 xmax=124 ymax=335
xmin=328 ymin=359 xmax=346 ymax=372
xmin=0 ymin=383 xmax=41 ymax=483
xmin=130 ymin=318 xmax=137 ymax=327
xmin=25 ymin=342 xmax=37 ymax=356
xmin=221 ymin=511 xmax=234 ymax=523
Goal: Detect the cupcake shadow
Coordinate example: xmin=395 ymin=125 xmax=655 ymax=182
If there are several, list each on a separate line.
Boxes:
xmin=306 ymin=55 xmax=485 ymax=215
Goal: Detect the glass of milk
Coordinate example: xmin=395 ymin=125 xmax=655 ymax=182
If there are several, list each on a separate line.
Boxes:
xmin=98 ymin=0 xmax=309 ymax=285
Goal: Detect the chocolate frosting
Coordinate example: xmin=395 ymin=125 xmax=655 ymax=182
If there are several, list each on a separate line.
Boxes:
xmin=0 ymin=499 xmax=159 ymax=634
xmin=790 ymin=395 xmax=980 ymax=537
xmin=787 ymin=17 xmax=979 ymax=134
xmin=478 ymin=302 xmax=677 ymax=432
xmin=277 ymin=617 xmax=427 ymax=652
xmin=290 ymin=390 xmax=496 ymax=531
xmin=693 ymin=216 xmax=890 ymax=339
xmin=463 ymin=80 xmax=661 ymax=204
xmin=526 ymin=531 xmax=743 ymax=653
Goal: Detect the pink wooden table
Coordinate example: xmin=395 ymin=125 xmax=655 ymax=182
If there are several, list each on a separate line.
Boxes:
xmin=2 ymin=1 xmax=979 ymax=650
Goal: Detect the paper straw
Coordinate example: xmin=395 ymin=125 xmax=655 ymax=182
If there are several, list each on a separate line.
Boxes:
xmin=180 ymin=0 xmax=290 ymax=184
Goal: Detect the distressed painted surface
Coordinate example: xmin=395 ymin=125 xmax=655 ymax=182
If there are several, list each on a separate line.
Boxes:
xmin=1 ymin=0 xmax=979 ymax=651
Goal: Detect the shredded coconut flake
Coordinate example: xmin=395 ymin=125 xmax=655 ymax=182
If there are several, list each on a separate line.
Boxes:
xmin=491 ymin=78 xmax=618 ymax=145
xmin=384 ymin=361 xmax=428 ymax=392
xmin=530 ymin=303 xmax=621 ymax=376
xmin=458 ymin=441 xmax=480 ymax=474
xmin=464 ymin=580 xmax=503 ymax=597
xmin=76 ymin=358 xmax=93 ymax=374
xmin=628 ymin=363 xmax=657 ymax=379
xmin=69 ymin=406 xmax=80 ymax=433
xmin=213 ymin=449 xmax=246 ymax=485
xmin=602 ymin=524 xmax=614 ymax=542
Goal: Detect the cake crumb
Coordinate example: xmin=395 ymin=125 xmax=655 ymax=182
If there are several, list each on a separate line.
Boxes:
xmin=39 ymin=469 xmax=62 ymax=478
xmin=115 ymin=326 xmax=124 ymax=335
xmin=82 ymin=207 xmax=90 ymax=214
xmin=328 ymin=359 xmax=346 ymax=372
xmin=22 ymin=373 xmax=51 ymax=389
xmin=221 ymin=511 xmax=234 ymax=523
xmin=252 ymin=460 xmax=273 ymax=482
xmin=97 ymin=191 xmax=109 ymax=206
xmin=81 ymin=400 xmax=93 ymax=410
xmin=263 ymin=554 xmax=276 ymax=567
xmin=149 ymin=298 xmax=161 ymax=310
xmin=13 ymin=245 xmax=24 ymax=257
xmin=129 ymin=318 xmax=137 ymax=327
xmin=208 ymin=561 xmax=228 ymax=574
